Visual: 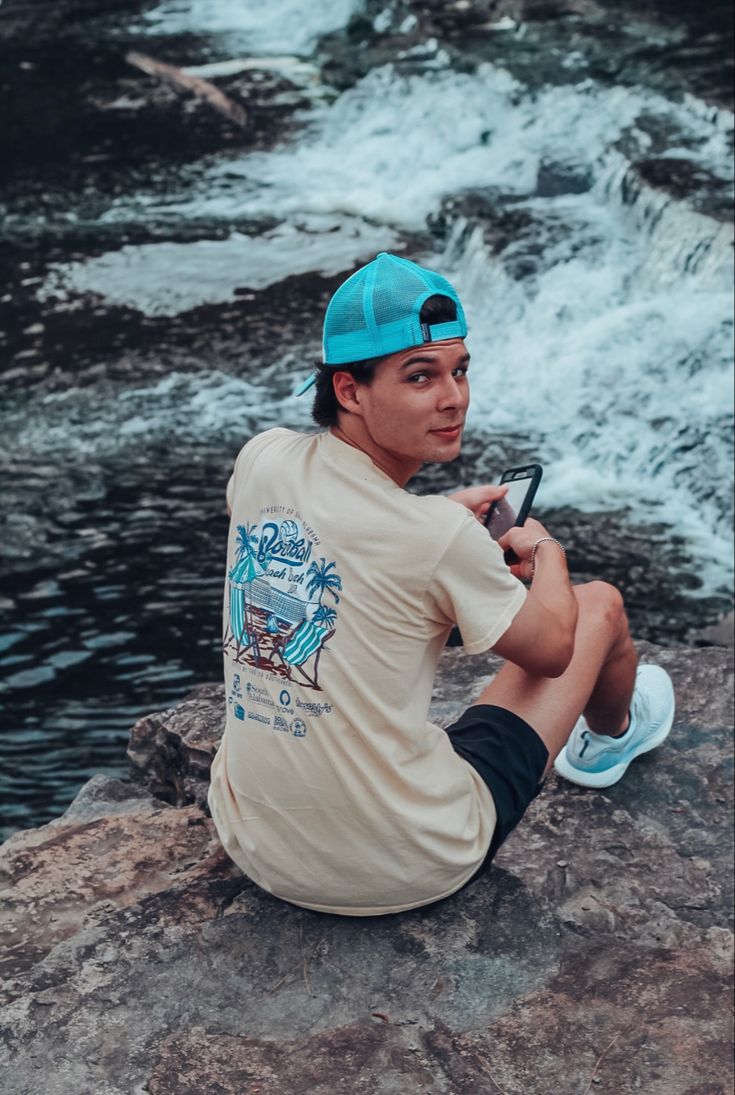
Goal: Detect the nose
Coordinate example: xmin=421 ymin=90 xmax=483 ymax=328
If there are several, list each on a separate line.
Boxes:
xmin=437 ymin=373 xmax=468 ymax=411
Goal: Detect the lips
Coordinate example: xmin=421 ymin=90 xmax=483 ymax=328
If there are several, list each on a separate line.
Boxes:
xmin=430 ymin=424 xmax=463 ymax=438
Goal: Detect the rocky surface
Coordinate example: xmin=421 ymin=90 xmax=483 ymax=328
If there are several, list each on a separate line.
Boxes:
xmin=694 ymin=610 xmax=735 ymax=649
xmin=1 ymin=641 xmax=733 ymax=1095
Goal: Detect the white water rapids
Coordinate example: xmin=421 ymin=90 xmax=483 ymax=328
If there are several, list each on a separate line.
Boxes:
xmin=33 ymin=1 xmax=735 ymax=597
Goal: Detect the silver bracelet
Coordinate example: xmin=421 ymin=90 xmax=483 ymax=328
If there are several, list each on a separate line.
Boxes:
xmin=530 ymin=536 xmax=566 ymax=576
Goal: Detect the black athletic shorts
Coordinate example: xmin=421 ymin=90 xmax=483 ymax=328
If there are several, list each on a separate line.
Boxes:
xmin=445 ymin=703 xmax=549 ymax=870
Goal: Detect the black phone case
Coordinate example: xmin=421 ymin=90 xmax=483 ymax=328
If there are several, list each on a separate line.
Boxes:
xmin=448 ymin=464 xmax=543 ymax=647
xmin=484 ymin=463 xmax=543 ymax=532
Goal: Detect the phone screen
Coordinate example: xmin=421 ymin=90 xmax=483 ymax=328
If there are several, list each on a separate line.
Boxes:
xmin=485 ymin=465 xmax=542 ymax=541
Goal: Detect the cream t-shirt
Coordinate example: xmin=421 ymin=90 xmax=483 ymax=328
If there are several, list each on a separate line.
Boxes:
xmin=208 ymin=428 xmax=526 ymax=915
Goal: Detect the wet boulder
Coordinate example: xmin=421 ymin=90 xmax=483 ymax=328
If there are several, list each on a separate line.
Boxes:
xmin=127 ymin=682 xmax=225 ymax=810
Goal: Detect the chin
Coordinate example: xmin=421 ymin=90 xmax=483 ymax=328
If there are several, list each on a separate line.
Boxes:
xmin=427 ymin=441 xmax=463 ymax=464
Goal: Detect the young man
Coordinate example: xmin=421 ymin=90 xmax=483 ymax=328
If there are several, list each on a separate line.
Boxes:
xmin=208 ymin=252 xmax=675 ymax=916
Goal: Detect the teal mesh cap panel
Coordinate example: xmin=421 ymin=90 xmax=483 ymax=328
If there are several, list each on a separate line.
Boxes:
xmin=322 ymin=252 xmax=467 ymax=365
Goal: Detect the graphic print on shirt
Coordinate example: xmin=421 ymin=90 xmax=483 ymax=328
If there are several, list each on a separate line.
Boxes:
xmin=223 ymin=510 xmax=342 ymax=692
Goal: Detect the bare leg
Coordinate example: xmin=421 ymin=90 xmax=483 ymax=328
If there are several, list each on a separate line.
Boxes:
xmin=476 ymin=581 xmax=637 ymax=775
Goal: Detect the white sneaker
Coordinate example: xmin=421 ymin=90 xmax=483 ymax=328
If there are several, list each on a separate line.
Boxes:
xmin=554 ymin=664 xmax=675 ymax=788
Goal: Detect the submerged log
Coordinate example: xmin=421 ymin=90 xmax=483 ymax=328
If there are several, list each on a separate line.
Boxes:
xmin=125 ymin=50 xmax=249 ymax=128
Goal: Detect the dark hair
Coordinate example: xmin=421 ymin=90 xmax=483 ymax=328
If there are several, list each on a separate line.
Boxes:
xmin=311 ymin=293 xmax=459 ymax=427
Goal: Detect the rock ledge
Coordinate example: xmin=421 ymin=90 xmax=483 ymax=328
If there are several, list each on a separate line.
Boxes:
xmin=1 ymin=643 xmax=733 ymax=1095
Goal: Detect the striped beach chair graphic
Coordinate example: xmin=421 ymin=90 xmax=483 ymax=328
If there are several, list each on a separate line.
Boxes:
xmin=282 ymin=621 xmax=329 ymax=665
xmin=229 ymin=585 xmax=250 ymax=647
xmin=279 ymin=620 xmax=333 ymax=688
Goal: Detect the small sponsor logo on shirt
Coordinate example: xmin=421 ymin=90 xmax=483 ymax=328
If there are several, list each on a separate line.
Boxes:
xmin=296 ymin=699 xmax=332 ymax=717
xmin=246 ymin=682 xmax=274 ymax=708
xmin=277 ymin=689 xmax=294 ymax=713
xmin=247 ymin=710 xmax=271 ymax=725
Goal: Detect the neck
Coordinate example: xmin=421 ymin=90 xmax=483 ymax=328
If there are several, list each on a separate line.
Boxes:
xmin=329 ymin=420 xmax=421 ymax=487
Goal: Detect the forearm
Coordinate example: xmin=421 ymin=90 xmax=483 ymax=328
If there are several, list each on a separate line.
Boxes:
xmin=527 ymin=539 xmax=577 ymax=634
xmin=493 ymin=519 xmax=579 ymax=676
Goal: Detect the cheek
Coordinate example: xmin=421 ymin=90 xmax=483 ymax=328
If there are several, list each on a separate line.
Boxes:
xmin=386 ymin=394 xmax=429 ymax=432
xmin=365 ymin=385 xmax=432 ymax=437
xmin=371 ymin=389 xmax=414 ymax=419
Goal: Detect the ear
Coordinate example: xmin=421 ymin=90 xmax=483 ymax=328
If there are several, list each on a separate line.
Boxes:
xmin=332 ymin=371 xmax=364 ymax=417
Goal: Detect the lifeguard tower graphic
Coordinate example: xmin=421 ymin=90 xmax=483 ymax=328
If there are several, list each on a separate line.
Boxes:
xmin=223 ymin=518 xmax=342 ymax=691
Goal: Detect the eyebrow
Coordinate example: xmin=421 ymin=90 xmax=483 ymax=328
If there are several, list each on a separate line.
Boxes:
xmin=399 ymin=352 xmax=471 ymax=370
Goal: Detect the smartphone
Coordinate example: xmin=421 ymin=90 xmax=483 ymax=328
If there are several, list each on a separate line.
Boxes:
xmin=484 ymin=464 xmax=543 ymax=541
xmin=446 ymin=463 xmax=543 ymax=648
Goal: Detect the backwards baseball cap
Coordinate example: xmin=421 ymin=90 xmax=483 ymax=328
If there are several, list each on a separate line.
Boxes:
xmin=294 ymin=251 xmax=468 ymax=395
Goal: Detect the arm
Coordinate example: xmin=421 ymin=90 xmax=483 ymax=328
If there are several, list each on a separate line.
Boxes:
xmin=491 ymin=518 xmax=578 ymax=678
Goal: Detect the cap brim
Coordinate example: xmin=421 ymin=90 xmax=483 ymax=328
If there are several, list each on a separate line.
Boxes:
xmin=294 ymin=372 xmax=317 ymax=396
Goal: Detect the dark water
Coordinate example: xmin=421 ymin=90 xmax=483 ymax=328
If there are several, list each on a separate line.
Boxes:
xmin=1 ymin=0 xmax=732 ymax=840
xmin=0 ymin=454 xmax=228 ymax=834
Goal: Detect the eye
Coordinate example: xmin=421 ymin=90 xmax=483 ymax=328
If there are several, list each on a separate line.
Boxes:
xmin=406 ymin=371 xmax=430 ymax=384
xmin=453 ymin=365 xmax=469 ymax=378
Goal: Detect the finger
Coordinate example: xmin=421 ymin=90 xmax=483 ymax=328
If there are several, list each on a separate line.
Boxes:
xmin=497 ymin=528 xmax=517 ymax=552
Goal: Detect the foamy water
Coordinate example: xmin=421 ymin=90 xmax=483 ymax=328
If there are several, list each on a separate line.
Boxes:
xmin=95 ymin=63 xmax=733 ymax=230
xmin=31 ymin=43 xmax=735 ymax=594
xmin=445 ymin=215 xmax=733 ymax=589
xmin=136 ymin=0 xmax=364 ymax=56
xmin=39 ymin=216 xmax=398 ymax=316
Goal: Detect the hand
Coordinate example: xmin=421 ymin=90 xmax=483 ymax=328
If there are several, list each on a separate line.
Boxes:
xmin=447 ymin=483 xmax=508 ymax=524
xmin=499 ymin=517 xmax=553 ymax=581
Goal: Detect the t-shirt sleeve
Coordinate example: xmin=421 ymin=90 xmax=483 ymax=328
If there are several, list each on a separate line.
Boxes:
xmin=226 ymin=429 xmax=286 ymax=512
xmin=226 ymin=467 xmax=237 ymax=512
xmin=424 ymin=511 xmax=527 ymax=654
xmin=226 ymin=445 xmax=251 ymax=512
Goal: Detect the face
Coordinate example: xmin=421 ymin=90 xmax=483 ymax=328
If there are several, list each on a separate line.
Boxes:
xmin=343 ymin=338 xmax=471 ymax=482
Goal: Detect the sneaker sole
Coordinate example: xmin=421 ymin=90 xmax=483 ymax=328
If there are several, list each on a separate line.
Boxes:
xmin=553 ymin=695 xmax=675 ymax=789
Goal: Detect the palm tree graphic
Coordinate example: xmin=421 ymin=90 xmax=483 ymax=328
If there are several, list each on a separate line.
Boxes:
xmin=236 ymin=522 xmax=259 ymax=558
xmin=306 ymin=557 xmax=342 ymax=607
xmin=312 ymin=605 xmax=337 ymax=628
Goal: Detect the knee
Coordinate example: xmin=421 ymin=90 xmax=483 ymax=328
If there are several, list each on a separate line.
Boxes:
xmin=575 ymin=580 xmax=627 ymax=633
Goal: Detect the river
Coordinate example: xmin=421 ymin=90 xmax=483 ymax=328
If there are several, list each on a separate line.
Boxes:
xmin=0 ymin=0 xmax=732 ymax=838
